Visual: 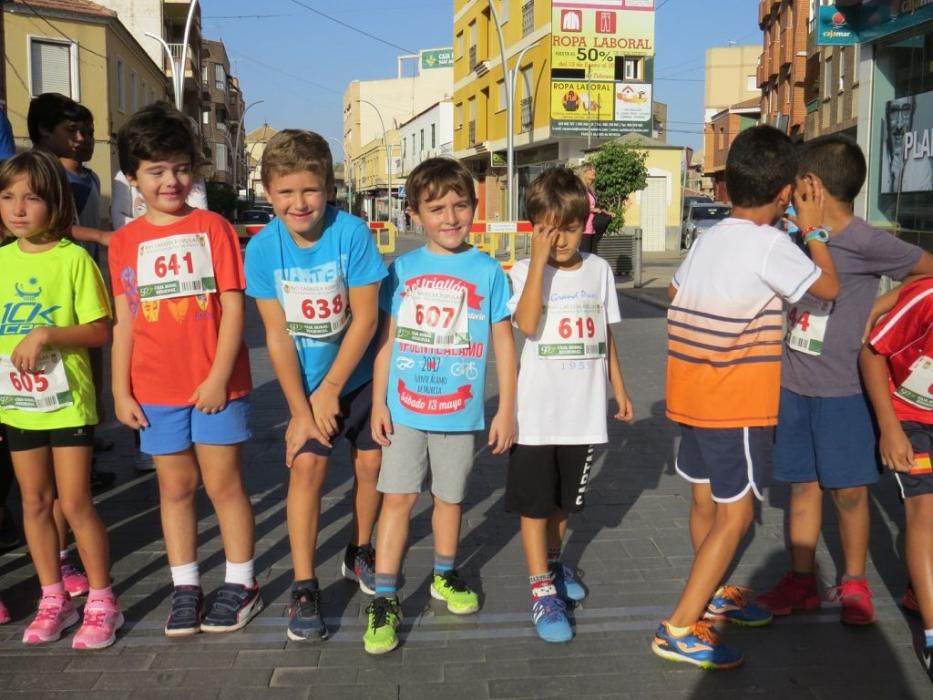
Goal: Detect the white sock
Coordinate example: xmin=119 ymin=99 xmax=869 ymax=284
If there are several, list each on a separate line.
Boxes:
xmin=170 ymin=561 xmax=200 ymax=588
xmin=225 ymin=559 xmax=254 ymax=587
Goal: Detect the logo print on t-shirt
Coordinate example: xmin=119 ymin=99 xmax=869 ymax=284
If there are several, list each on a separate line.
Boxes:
xmin=0 ymin=277 xmax=60 ymax=336
xmin=14 ymin=278 xmax=42 ymax=300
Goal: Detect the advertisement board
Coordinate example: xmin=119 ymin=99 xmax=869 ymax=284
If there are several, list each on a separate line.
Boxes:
xmin=551 ymin=5 xmax=655 ymax=79
xmin=817 ymin=1 xmax=933 ymax=45
xmin=880 ymin=89 xmax=933 ymax=195
xmin=551 ymin=82 xmax=652 ymax=136
xmin=420 ymin=48 xmax=453 ymax=70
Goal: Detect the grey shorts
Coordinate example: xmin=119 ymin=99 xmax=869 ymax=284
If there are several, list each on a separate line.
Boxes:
xmin=377 ymin=424 xmax=477 ymax=504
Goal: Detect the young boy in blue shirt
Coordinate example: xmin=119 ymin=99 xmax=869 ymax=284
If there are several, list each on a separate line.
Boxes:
xmin=364 ymin=157 xmax=517 ymax=654
xmin=244 ymin=130 xmax=387 ymax=641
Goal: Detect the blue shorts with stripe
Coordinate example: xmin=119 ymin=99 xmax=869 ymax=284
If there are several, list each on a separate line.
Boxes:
xmin=675 ymin=425 xmax=771 ymax=503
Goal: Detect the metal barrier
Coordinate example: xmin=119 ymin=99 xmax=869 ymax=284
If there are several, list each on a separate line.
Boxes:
xmin=470 ymin=221 xmax=533 ymax=271
xmin=368 ymin=221 xmax=397 ymax=255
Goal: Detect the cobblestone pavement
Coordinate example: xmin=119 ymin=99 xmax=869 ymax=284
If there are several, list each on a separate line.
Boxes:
xmin=0 ymin=240 xmax=930 ymax=699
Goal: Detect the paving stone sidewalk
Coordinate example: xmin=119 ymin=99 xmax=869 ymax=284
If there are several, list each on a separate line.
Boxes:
xmin=0 ymin=243 xmax=929 ymax=699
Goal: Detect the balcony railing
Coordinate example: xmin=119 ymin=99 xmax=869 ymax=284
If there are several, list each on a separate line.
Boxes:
xmin=520 ymin=98 xmax=532 ymax=132
xmin=522 ymin=0 xmax=534 ymax=36
xmin=468 ymin=120 xmax=476 ymax=145
xmin=469 ymin=45 xmax=477 ymax=70
xmin=166 ymin=43 xmax=200 ymax=81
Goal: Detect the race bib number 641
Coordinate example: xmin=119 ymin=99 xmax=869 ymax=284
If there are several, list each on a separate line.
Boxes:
xmin=136 ymin=233 xmax=217 ymax=301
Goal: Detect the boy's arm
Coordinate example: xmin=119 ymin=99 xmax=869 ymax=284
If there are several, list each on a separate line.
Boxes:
xmin=513 ymin=225 xmax=557 ymax=336
xmin=859 ymin=344 xmax=914 ymax=473
xmin=189 ymin=290 xmax=244 ymax=413
xmin=488 ymin=319 xmax=517 ymax=455
xmin=10 ymin=320 xmax=109 ymax=373
xmin=803 ymin=240 xmax=839 ymax=301
xmin=255 ymin=298 xmax=330 ymax=465
xmin=111 ymin=294 xmax=148 ymax=429
xmin=371 ymin=311 xmax=395 ymax=446
xmin=794 ymin=176 xmax=839 ymax=302
xmin=908 ymin=252 xmax=933 ymax=276
xmin=72 ymin=224 xmax=113 ymax=248
xmin=308 ymin=282 xmax=380 ymax=439
xmin=606 ymin=329 xmax=634 ymax=422
xmin=667 ymin=283 xmax=677 ymax=301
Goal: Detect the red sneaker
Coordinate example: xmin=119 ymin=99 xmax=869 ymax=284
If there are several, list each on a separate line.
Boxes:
xmin=0 ymin=597 xmax=10 ymax=624
xmin=901 ymin=586 xmax=920 ymax=615
xmin=756 ymin=571 xmax=821 ymax=616
xmin=830 ymin=578 xmax=875 ymax=625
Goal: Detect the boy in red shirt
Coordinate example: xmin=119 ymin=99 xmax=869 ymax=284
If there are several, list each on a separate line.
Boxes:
xmin=109 ymin=103 xmax=259 ymax=636
xmin=862 ymin=279 xmax=933 ymax=684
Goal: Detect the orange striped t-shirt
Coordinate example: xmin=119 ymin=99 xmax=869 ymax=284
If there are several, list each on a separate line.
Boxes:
xmin=666 ymin=218 xmax=820 ymax=428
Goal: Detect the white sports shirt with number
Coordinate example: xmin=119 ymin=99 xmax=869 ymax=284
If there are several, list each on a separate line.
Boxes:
xmin=508 ymin=253 xmax=622 ymax=445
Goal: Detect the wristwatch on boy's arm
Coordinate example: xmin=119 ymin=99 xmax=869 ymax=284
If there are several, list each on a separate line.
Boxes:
xmin=802 ymin=226 xmax=830 ymax=245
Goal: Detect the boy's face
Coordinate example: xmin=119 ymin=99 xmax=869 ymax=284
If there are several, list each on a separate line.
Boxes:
xmin=266 ymin=170 xmax=328 ymax=240
xmin=541 ymin=215 xmax=584 ymax=265
xmin=39 ymin=119 xmax=83 ymax=159
xmin=75 ymin=121 xmax=95 ymax=163
xmin=411 ymin=189 xmax=475 ymax=254
xmin=127 ymin=154 xmax=193 ymax=217
xmin=0 ymin=174 xmax=51 ymax=241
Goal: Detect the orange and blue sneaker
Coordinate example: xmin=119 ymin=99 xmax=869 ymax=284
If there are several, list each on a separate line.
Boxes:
xmin=704 ymin=585 xmax=773 ymax=627
xmin=651 ymin=620 xmax=743 ymax=670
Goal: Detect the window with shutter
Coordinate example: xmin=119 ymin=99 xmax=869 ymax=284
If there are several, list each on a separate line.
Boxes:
xmin=30 ymin=40 xmax=73 ymax=97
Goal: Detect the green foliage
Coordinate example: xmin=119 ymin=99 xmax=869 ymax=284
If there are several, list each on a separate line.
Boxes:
xmin=206 ymin=181 xmax=237 ymax=220
xmin=590 ymin=142 xmax=648 ymax=230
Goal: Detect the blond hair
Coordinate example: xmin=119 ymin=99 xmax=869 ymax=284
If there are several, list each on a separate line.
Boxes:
xmin=261 ymin=129 xmax=334 ymax=189
xmin=0 ymin=149 xmax=74 ymax=240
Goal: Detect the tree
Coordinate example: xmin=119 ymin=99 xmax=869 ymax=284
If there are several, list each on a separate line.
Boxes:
xmin=590 ymin=141 xmax=648 ymax=231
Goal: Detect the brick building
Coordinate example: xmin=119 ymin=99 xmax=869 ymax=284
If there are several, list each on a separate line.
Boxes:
xmin=758 ymin=0 xmax=809 ymax=139
xmin=703 ymin=98 xmax=761 ymax=202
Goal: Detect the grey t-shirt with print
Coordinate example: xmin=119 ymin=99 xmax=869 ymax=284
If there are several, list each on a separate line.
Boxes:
xmin=781 ymin=218 xmax=922 ymax=397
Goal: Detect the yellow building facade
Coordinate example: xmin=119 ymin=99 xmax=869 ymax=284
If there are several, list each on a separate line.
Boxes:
xmin=4 ymin=0 xmax=169 ymax=227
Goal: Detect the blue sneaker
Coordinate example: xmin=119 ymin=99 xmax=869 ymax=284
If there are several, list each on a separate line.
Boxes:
xmin=164 ymin=585 xmax=203 ymax=637
xmin=531 ymin=595 xmax=573 ymax=643
xmin=704 ymin=585 xmax=773 ymax=627
xmin=200 ymin=581 xmax=263 ymax=633
xmin=551 ymin=563 xmax=586 ymax=602
xmin=651 ymin=620 xmax=743 ymax=670
xmin=287 ymin=584 xmax=328 ymax=641
xmin=341 ymin=544 xmax=376 ymax=595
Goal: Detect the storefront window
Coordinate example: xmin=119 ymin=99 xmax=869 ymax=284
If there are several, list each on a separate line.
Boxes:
xmin=869 ymin=26 xmax=933 ymax=238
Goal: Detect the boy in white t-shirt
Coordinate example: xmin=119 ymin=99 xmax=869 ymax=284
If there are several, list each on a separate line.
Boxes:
xmin=506 ymin=168 xmax=634 ymax=643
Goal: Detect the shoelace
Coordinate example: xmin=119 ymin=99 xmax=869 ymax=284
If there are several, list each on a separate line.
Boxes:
xmin=828 ymin=579 xmax=872 ymax=602
xmin=367 ymin=598 xmax=397 ymax=630
xmin=717 ymin=585 xmax=750 ymax=607
xmin=82 ymin=598 xmax=117 ymax=627
xmin=438 ymin=570 xmax=469 ymax=593
xmin=33 ymin=595 xmax=66 ymax=623
xmin=290 ymin=588 xmax=320 ymax=619
xmin=691 ymin=620 xmax=719 ymax=645
xmin=533 ymin=595 xmax=567 ymax=623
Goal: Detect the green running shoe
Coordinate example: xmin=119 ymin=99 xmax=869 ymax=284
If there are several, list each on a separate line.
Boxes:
xmin=430 ymin=569 xmax=479 ymax=615
xmin=363 ymin=596 xmax=401 ymax=655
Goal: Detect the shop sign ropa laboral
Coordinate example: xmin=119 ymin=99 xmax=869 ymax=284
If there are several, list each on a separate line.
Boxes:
xmin=550 ymin=0 xmax=655 ymax=137
xmin=818 ymin=0 xmax=933 ymax=46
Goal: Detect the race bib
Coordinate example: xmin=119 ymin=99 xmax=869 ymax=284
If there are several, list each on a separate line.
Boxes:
xmin=785 ymin=297 xmax=832 ymax=356
xmin=281 ymin=278 xmax=349 ymax=339
xmin=136 ymin=233 xmax=217 ymax=301
xmin=396 ymin=286 xmax=470 ymax=349
xmin=538 ymin=300 xmax=607 ymax=359
xmin=0 ymin=352 xmax=73 ymax=412
xmin=895 ymin=355 xmax=933 ymax=410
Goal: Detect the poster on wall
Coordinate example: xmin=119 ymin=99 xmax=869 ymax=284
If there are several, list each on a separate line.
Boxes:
xmin=550 ymin=81 xmax=652 ymax=136
xmin=551 ymin=3 xmax=655 ymax=80
xmin=880 ymin=89 xmax=933 ymax=195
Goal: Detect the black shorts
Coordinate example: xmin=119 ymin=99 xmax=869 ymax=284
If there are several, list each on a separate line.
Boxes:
xmin=4 ymin=425 xmax=95 ymax=452
xmin=505 ymin=444 xmax=595 ymax=518
xmin=676 ymin=425 xmax=769 ymax=503
xmin=895 ymin=422 xmax=933 ymax=500
xmin=296 ymin=381 xmax=379 ymax=458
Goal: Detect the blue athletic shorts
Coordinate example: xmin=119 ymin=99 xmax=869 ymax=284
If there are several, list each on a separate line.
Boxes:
xmin=895 ymin=422 xmax=933 ymax=500
xmin=675 ymin=425 xmax=770 ymax=503
xmin=773 ymin=388 xmax=880 ymax=488
xmin=139 ymin=397 xmax=251 ymax=455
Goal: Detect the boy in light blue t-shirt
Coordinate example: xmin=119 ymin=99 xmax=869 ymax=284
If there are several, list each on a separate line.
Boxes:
xmin=244 ymin=130 xmax=387 ymax=642
xmin=364 ymin=157 xmax=517 ymax=655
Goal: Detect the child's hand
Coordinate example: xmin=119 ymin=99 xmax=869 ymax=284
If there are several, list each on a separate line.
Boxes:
xmin=309 ymin=384 xmax=341 ymax=438
xmin=487 ymin=411 xmax=515 ymax=455
xmin=793 ymin=175 xmax=826 ymax=231
xmin=530 ymin=224 xmax=558 ymax=268
xmin=10 ymin=328 xmax=49 ymax=373
xmin=285 ymin=414 xmax=330 ymax=467
xmin=188 ymin=377 xmax=227 ymax=414
xmin=371 ymin=402 xmax=394 ymax=447
xmin=612 ymin=392 xmax=635 ymax=423
xmin=879 ymin=426 xmax=915 ymax=473
xmin=114 ymin=394 xmax=149 ymax=430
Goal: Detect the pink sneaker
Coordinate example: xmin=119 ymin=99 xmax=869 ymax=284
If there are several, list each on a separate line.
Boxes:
xmin=61 ymin=560 xmax=89 ymax=597
xmin=72 ymin=596 xmax=124 ymax=650
xmin=0 ymin=597 xmax=10 ymax=624
xmin=22 ymin=594 xmax=79 ymax=645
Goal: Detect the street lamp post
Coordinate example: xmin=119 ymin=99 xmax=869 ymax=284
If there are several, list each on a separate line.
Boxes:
xmin=488 ymin=0 xmax=539 ymax=220
xmin=145 ymin=0 xmax=199 ymax=112
xmin=356 ymin=99 xmax=393 ymax=223
xmin=233 ymin=99 xmax=264 ymax=197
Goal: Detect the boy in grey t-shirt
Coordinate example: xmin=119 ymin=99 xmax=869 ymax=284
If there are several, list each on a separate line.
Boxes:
xmin=758 ymin=134 xmax=933 ymax=625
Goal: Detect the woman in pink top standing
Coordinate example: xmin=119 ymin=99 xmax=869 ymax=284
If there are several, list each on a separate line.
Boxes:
xmin=578 ymin=163 xmax=609 ymax=255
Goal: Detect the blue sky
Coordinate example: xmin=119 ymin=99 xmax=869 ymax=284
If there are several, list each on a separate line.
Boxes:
xmin=202 ymin=0 xmax=762 ymax=159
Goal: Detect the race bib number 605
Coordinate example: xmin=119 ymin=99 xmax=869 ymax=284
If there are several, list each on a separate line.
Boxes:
xmin=0 ymin=352 xmax=73 ymax=412
xmin=136 ymin=233 xmax=216 ymax=301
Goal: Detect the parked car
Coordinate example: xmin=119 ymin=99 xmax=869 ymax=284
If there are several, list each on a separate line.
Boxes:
xmin=235 ymin=209 xmax=273 ymax=241
xmin=681 ymin=202 xmax=732 ymax=249
xmin=682 ymin=194 xmax=713 ymax=222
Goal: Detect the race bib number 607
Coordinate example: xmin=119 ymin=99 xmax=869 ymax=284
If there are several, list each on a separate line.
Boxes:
xmin=136 ymin=233 xmax=217 ymax=301
xmin=396 ymin=286 xmax=470 ymax=349
xmin=0 ymin=352 xmax=73 ymax=412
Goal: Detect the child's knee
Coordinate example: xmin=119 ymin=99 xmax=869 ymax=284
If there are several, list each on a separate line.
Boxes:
xmin=289 ymin=455 xmax=328 ymax=490
xmin=205 ymin=477 xmax=247 ymax=506
xmin=383 ymin=492 xmax=418 ymax=512
xmin=57 ymin=494 xmax=94 ymax=523
xmin=354 ymin=450 xmax=381 ymax=483
xmin=158 ymin=474 xmax=199 ymax=505
xmin=831 ymin=486 xmax=867 ymax=513
xmin=21 ymin=489 xmax=54 ymax=519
